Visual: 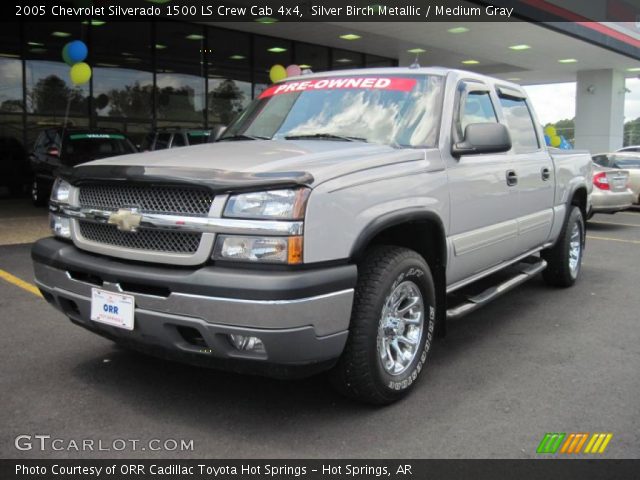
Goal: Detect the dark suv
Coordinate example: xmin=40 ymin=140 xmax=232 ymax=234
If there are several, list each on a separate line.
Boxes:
xmin=0 ymin=136 xmax=30 ymax=197
xmin=29 ymin=128 xmax=137 ymax=205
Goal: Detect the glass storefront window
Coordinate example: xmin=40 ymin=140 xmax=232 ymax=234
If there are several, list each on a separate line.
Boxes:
xmin=156 ymin=22 xmax=206 ymax=123
xmin=26 ymin=61 xmax=89 ymax=117
xmin=92 ymin=22 xmax=153 ymax=120
xmin=366 ymin=54 xmax=397 ymax=68
xmin=0 ymin=58 xmax=23 ymax=113
xmin=254 ymin=35 xmax=292 ymax=78
xmin=332 ymin=49 xmax=364 ymax=70
xmin=294 ymin=43 xmax=329 ymax=72
xmin=208 ymin=77 xmax=251 ymax=125
xmin=206 ymin=27 xmax=251 ymax=125
xmin=24 ymin=22 xmax=89 ymax=118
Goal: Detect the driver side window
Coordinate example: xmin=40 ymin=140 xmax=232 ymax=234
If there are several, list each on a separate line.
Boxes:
xmin=460 ymin=91 xmax=498 ymax=134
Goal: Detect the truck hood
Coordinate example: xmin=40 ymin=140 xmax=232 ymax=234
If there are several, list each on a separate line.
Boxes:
xmin=67 ymin=140 xmax=426 ymax=192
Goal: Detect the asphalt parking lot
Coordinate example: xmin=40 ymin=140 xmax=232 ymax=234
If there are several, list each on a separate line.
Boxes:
xmin=1 ymin=204 xmax=639 ymax=459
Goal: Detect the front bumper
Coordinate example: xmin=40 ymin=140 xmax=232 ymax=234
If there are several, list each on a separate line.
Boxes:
xmin=32 ymin=238 xmax=356 ymax=378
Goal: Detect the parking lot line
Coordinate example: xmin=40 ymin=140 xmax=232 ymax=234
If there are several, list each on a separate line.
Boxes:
xmin=586 ymin=235 xmax=640 ymax=245
xmin=0 ymin=268 xmax=42 ymax=298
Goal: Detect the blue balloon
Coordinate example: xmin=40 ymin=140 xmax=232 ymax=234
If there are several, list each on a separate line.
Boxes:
xmin=559 ymin=135 xmax=573 ymax=150
xmin=67 ymin=40 xmax=88 ymax=63
xmin=544 ymin=134 xmax=551 ymax=146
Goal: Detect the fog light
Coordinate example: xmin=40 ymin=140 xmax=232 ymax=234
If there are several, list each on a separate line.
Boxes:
xmin=228 ymin=334 xmax=265 ymax=353
xmin=50 ymin=214 xmax=71 ymax=239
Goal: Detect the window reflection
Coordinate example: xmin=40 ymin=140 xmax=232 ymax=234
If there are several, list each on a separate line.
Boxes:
xmin=24 ymin=22 xmax=88 ymax=118
xmin=26 ymin=61 xmax=89 ymax=117
xmin=156 ymin=22 xmax=205 ymax=123
xmin=92 ymin=22 xmax=152 ymax=120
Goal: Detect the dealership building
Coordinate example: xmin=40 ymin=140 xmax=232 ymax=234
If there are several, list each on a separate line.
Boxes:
xmin=0 ymin=3 xmax=639 ymax=193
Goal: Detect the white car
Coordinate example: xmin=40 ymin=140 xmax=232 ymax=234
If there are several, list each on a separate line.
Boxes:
xmin=593 ymin=152 xmax=640 ymax=204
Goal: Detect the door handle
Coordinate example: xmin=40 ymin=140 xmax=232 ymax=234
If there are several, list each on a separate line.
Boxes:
xmin=541 ymin=167 xmax=551 ymax=181
xmin=506 ymin=170 xmax=518 ymax=186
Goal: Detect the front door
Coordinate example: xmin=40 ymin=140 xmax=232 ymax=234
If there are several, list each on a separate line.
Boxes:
xmin=446 ymin=83 xmax=519 ymax=286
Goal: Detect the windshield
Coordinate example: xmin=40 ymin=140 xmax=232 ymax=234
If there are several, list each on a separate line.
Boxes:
xmin=221 ymin=74 xmax=444 ymax=147
xmin=62 ymin=133 xmax=136 ymax=164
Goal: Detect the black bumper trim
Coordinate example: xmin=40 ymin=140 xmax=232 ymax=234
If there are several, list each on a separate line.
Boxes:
xmin=32 ymin=237 xmax=357 ymax=301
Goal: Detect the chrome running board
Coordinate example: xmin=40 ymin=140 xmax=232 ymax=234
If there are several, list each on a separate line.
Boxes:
xmin=446 ymin=258 xmax=547 ymax=320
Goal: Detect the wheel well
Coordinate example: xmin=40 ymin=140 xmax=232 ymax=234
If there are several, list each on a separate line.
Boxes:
xmin=353 ymin=219 xmax=448 ymax=337
xmin=356 ymin=220 xmax=445 ymax=271
xmin=571 ymin=187 xmax=588 ymax=219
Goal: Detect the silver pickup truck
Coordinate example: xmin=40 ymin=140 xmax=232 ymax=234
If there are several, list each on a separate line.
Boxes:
xmin=32 ymin=67 xmax=592 ymax=404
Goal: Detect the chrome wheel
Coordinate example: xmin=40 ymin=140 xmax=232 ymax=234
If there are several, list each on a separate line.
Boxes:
xmin=568 ymin=222 xmax=581 ymax=278
xmin=377 ymin=280 xmax=424 ymax=376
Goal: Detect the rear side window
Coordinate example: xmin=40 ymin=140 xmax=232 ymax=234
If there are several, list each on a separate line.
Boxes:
xmin=460 ymin=91 xmax=497 ymax=133
xmin=62 ymin=134 xmax=136 ymax=165
xmin=592 ymin=155 xmax=609 ymax=167
xmin=498 ymin=96 xmax=539 ymax=153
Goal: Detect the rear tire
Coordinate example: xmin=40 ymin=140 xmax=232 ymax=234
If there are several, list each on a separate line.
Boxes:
xmin=330 ymin=246 xmax=436 ymax=405
xmin=542 ymin=206 xmax=584 ymax=287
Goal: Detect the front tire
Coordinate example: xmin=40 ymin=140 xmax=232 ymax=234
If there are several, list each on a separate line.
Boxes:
xmin=330 ymin=246 xmax=436 ymax=405
xmin=542 ymin=206 xmax=584 ymax=287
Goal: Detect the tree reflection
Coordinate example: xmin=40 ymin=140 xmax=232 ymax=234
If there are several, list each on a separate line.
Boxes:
xmin=105 ymin=82 xmax=153 ymax=118
xmin=27 ymin=75 xmax=87 ymax=116
xmin=209 ymin=79 xmax=246 ymax=124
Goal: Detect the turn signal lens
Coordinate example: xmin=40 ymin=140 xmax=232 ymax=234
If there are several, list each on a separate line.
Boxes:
xmin=593 ymin=172 xmax=610 ymax=190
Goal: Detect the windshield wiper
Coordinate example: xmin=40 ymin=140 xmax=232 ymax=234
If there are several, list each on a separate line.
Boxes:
xmin=284 ymin=133 xmax=367 ymax=142
xmin=218 ymin=134 xmax=270 ymax=142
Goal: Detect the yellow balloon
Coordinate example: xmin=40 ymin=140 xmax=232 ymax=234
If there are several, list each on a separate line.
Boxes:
xmin=269 ymin=64 xmax=287 ymax=83
xmin=550 ymin=135 xmax=561 ymax=147
xmin=544 ymin=126 xmax=557 ymax=137
xmin=70 ymin=62 xmax=92 ymax=85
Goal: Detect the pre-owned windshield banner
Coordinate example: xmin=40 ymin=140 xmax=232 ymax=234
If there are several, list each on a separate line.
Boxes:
xmin=259 ymin=77 xmax=417 ymax=98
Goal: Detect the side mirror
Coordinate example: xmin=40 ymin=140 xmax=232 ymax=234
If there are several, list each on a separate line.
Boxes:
xmin=452 ymin=123 xmax=511 ymax=157
xmin=46 ymin=147 xmax=60 ymax=157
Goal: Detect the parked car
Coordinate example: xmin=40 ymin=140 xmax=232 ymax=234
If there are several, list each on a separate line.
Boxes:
xmin=589 ymin=163 xmax=634 ymax=218
xmin=616 ymin=145 xmax=640 ymax=153
xmin=29 ymin=128 xmax=137 ymax=206
xmin=0 ymin=135 xmax=30 ymax=197
xmin=34 ymin=68 xmax=593 ymax=404
xmin=143 ymin=128 xmax=211 ymax=151
xmin=592 ymin=152 xmax=640 ymax=205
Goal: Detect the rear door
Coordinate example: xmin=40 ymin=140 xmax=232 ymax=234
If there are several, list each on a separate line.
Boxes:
xmin=496 ymin=87 xmax=554 ymax=253
xmin=446 ymin=81 xmax=519 ymax=285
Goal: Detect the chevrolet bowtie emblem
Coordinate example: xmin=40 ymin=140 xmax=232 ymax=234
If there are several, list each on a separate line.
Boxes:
xmin=108 ymin=208 xmax=142 ymax=232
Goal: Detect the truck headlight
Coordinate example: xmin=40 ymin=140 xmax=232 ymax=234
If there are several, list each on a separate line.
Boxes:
xmin=224 ymin=188 xmax=309 ymax=220
xmin=213 ymin=235 xmax=303 ymax=264
xmin=51 ymin=178 xmax=71 ymax=204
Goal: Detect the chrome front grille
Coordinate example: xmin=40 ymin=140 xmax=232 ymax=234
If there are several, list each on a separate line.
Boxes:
xmin=79 ymin=184 xmax=214 ymax=217
xmin=78 ymin=221 xmax=202 ymax=254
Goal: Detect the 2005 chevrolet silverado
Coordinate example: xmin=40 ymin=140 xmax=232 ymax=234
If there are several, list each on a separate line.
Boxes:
xmin=32 ymin=68 xmax=592 ymax=404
